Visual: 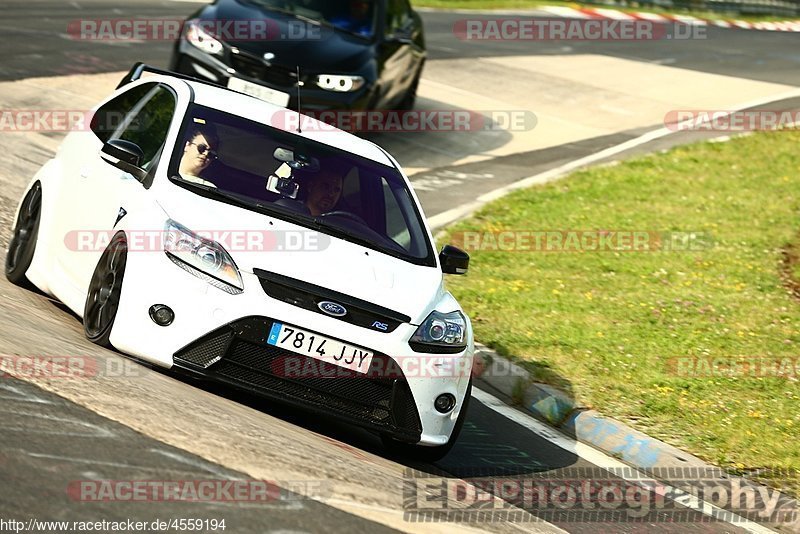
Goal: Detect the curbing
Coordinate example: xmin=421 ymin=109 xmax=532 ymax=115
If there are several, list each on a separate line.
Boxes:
xmin=472 ymin=343 xmax=724 ymax=470
xmin=471 ymin=346 xmax=800 ymax=531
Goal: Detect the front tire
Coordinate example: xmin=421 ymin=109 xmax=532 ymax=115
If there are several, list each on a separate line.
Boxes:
xmin=398 ymin=66 xmax=423 ymax=111
xmin=5 ymin=182 xmax=42 ymax=286
xmin=84 ymin=232 xmax=128 ymax=347
xmin=382 ymin=379 xmax=472 ymax=463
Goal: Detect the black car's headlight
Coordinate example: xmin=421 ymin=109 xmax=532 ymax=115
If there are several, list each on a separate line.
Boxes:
xmin=315 ymin=75 xmax=365 ymax=92
xmin=164 ymin=220 xmax=243 ymax=294
xmin=185 ymin=20 xmax=224 ymax=56
xmin=409 ymin=310 xmax=467 ymax=353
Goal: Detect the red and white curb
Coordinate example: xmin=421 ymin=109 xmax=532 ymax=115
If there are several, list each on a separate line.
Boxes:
xmin=540 ymin=5 xmax=800 ymax=31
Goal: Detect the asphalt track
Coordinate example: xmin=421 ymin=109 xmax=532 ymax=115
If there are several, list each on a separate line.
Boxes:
xmin=1 ymin=1 xmax=798 ymax=533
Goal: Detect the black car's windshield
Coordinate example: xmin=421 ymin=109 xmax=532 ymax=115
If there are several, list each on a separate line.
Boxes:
xmin=170 ymin=104 xmax=434 ymax=265
xmin=244 ymin=0 xmax=376 ymax=38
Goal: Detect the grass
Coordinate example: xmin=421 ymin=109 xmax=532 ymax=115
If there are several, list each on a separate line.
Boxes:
xmin=442 ymin=130 xmax=800 ymax=496
xmin=413 ymin=0 xmax=799 ymax=22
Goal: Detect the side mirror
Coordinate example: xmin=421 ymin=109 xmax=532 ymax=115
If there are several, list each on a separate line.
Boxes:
xmin=386 ymin=32 xmax=413 ymax=45
xmin=440 ymin=245 xmax=469 ymax=275
xmin=100 ymin=139 xmax=147 ymax=182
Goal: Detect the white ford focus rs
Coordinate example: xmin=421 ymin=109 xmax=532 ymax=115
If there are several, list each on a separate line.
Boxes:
xmin=6 ymin=64 xmax=474 ymax=460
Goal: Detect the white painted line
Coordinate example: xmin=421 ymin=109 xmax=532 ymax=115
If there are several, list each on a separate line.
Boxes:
xmin=429 ymin=88 xmax=800 ymax=231
xmin=472 ymin=388 xmax=779 ymax=534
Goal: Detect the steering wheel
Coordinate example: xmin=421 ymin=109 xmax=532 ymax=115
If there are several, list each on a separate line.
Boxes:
xmin=319 ymin=210 xmax=369 ymax=226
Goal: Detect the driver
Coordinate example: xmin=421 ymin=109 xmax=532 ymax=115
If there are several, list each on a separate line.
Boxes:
xmin=305 ymin=169 xmax=343 ymax=216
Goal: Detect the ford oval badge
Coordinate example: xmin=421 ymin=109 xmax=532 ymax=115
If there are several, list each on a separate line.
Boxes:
xmin=318 ymin=301 xmax=347 ymax=317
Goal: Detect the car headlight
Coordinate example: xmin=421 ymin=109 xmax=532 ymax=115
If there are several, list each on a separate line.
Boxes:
xmin=409 ymin=310 xmax=467 ymax=353
xmin=164 ymin=220 xmax=243 ymax=294
xmin=315 ymin=75 xmax=365 ymax=92
xmin=185 ymin=20 xmax=224 ymax=56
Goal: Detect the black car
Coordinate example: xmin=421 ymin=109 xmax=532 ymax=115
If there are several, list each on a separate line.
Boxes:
xmin=170 ymin=0 xmax=426 ymax=112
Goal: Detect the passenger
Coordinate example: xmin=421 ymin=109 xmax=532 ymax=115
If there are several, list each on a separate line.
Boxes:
xmin=178 ymin=124 xmax=220 ymax=187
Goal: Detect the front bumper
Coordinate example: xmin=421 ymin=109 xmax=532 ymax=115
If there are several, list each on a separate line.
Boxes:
xmin=108 ymin=248 xmax=473 ymax=446
xmin=171 ymin=41 xmax=373 ymax=112
xmin=172 ymin=316 xmax=422 ymax=442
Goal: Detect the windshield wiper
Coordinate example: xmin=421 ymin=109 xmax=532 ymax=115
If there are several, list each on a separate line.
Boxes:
xmin=311 ymin=217 xmax=406 ymax=261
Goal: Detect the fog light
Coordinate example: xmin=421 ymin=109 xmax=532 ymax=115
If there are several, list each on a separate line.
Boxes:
xmin=434 ymin=393 xmax=456 ymax=414
xmin=149 ymin=304 xmax=174 ymax=326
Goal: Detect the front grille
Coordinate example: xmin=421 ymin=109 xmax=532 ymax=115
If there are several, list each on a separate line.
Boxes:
xmin=173 ymin=316 xmax=422 ymax=442
xmin=254 ymin=268 xmax=410 ymax=333
xmin=229 ymin=51 xmax=298 ymax=88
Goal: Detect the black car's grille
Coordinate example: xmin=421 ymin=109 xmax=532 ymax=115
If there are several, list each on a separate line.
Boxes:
xmin=173 ymin=316 xmax=422 ymax=442
xmin=229 ymin=51 xmax=298 ymax=88
xmin=254 ymin=268 xmax=410 ymax=333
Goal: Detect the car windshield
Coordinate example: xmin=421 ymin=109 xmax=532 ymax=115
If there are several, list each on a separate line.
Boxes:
xmin=245 ymin=0 xmax=377 ymax=38
xmin=169 ymin=104 xmax=434 ymax=265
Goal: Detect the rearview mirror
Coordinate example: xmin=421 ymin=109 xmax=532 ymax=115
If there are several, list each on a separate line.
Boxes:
xmin=100 ymin=139 xmax=147 ymax=182
xmin=273 ymin=147 xmax=319 ymax=172
xmin=440 ymin=245 xmax=469 ymax=275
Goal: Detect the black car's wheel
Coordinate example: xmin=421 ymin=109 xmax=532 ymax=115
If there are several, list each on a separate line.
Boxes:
xmin=84 ymin=232 xmax=128 ymax=347
xmin=6 ymin=182 xmax=42 ymax=286
xmin=382 ymin=379 xmax=472 ymax=463
xmin=398 ymin=66 xmax=423 ymax=111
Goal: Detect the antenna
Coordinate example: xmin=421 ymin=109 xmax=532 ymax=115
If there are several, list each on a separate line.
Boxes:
xmin=295 ymin=66 xmax=303 ymax=134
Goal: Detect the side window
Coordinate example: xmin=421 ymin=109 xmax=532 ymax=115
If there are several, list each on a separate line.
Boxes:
xmin=382 ymin=177 xmax=411 ymax=249
xmin=91 ymin=84 xmax=176 ymax=168
xmin=117 ymin=86 xmax=176 ymax=167
xmin=385 ymin=0 xmax=412 ymax=35
xmin=91 ymin=84 xmax=153 ymax=144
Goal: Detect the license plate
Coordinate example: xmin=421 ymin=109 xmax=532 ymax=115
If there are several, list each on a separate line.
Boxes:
xmin=227 ymin=77 xmax=290 ymax=107
xmin=267 ymin=322 xmax=373 ymax=374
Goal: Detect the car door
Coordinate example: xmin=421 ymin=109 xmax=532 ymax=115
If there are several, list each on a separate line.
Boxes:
xmin=59 ymin=83 xmax=177 ymax=297
xmin=378 ymin=0 xmax=421 ymax=107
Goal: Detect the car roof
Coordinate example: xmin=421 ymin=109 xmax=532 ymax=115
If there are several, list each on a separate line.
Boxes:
xmin=179 ymin=78 xmax=396 ymax=168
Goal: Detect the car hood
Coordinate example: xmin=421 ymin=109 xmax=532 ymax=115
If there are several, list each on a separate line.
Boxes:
xmin=201 ymin=0 xmax=374 ymax=72
xmin=156 ymin=192 xmax=443 ymax=325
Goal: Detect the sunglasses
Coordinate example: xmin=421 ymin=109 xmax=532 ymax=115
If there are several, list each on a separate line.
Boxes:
xmin=189 ymin=142 xmax=219 ymax=161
